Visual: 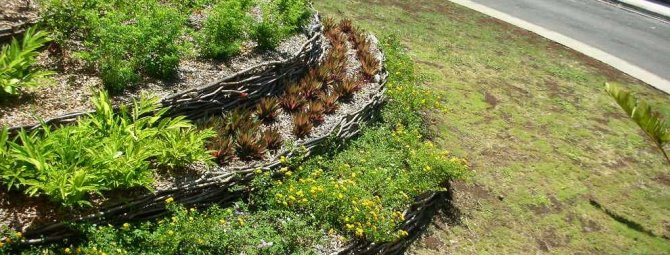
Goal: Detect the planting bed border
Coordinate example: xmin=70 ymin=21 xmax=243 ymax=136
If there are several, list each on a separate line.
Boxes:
xmin=7 ymin=13 xmax=326 ymax=133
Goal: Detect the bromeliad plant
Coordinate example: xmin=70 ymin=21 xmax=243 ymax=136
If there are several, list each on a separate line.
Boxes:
xmin=0 ymin=27 xmax=53 ymax=97
xmin=605 ymin=83 xmax=670 ymax=164
xmin=0 ymin=91 xmax=214 ymax=207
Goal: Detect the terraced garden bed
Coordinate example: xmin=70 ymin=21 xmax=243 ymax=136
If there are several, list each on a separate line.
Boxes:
xmin=0 ymin=1 xmax=469 ymax=254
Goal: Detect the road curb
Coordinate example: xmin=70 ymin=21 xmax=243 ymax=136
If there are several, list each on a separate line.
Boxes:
xmin=599 ymin=0 xmax=670 ymax=23
xmin=447 ymin=0 xmax=670 ymax=95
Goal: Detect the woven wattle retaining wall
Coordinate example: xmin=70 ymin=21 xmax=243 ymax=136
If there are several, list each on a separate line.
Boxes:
xmin=19 ymin=23 xmax=390 ymax=244
xmin=335 ymin=188 xmax=453 ymax=255
xmin=0 ymin=20 xmax=37 ymax=42
xmin=8 ymin=13 xmax=326 ymax=134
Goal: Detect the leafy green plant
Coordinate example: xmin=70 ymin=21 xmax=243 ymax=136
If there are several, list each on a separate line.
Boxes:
xmin=198 ymin=0 xmax=253 ymax=59
xmin=605 ymin=83 xmax=670 ymax=164
xmin=250 ymin=19 xmax=287 ymax=51
xmin=0 ymin=27 xmax=53 ymax=97
xmin=0 ymin=91 xmax=213 ymax=206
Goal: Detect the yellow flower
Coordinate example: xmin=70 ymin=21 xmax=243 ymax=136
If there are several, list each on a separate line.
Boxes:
xmin=190 ymin=208 xmax=196 ymax=213
xmin=285 ymin=171 xmax=293 ymax=177
xmin=337 ymin=193 xmax=344 ymax=199
xmin=237 ymin=217 xmax=245 ymax=226
xmin=168 ymin=230 xmax=175 ymax=235
xmin=355 ymin=228 xmax=364 ymax=237
xmin=346 ymin=224 xmax=354 ymax=230
xmin=15 ymin=232 xmax=22 ymax=238
xmin=351 ymin=172 xmax=356 ymax=178
xmin=255 ymin=168 xmax=263 ymax=174
xmin=122 ymin=223 xmax=130 ymax=230
xmin=219 ymin=219 xmax=226 ymax=225
xmin=280 ymin=167 xmax=288 ymax=173
xmin=165 ymin=197 xmax=174 ymax=204
xmin=279 ymin=156 xmax=287 ymax=164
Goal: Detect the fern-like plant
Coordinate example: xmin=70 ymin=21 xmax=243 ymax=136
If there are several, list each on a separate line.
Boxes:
xmin=0 ymin=27 xmax=53 ymax=97
xmin=605 ymin=83 xmax=670 ymax=164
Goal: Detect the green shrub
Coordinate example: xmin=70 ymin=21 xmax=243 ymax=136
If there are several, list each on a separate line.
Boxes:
xmin=198 ymin=0 xmax=253 ymax=59
xmin=0 ymin=91 xmax=214 ymax=206
xmin=0 ymin=27 xmax=53 ymax=97
xmin=250 ymin=20 xmax=287 ymax=50
xmin=90 ymin=2 xmax=187 ymax=92
xmin=39 ymin=0 xmax=109 ymax=41
xmin=250 ymin=0 xmax=310 ymax=50
xmin=272 ymin=0 xmax=310 ymax=32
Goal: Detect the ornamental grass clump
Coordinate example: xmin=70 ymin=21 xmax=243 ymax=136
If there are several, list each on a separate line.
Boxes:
xmin=256 ymin=97 xmax=281 ymax=123
xmin=281 ymin=94 xmax=305 ymax=113
xmin=262 ymin=128 xmax=283 ymax=151
xmin=334 ymin=79 xmax=361 ymax=101
xmin=319 ymin=92 xmax=339 ymax=114
xmin=292 ymin=113 xmax=313 ymax=138
xmin=209 ymin=136 xmax=236 ymax=165
xmin=0 ymin=91 xmax=214 ymax=207
xmin=307 ymin=101 xmax=325 ymax=124
xmin=235 ymin=131 xmax=267 ymax=160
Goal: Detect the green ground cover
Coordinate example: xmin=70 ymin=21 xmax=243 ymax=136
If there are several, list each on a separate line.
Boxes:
xmin=313 ymin=0 xmax=670 ymax=254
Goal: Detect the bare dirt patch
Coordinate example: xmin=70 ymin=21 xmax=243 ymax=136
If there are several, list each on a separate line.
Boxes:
xmin=483 ymin=91 xmax=498 ymax=109
xmin=535 ymin=229 xmax=564 ymax=252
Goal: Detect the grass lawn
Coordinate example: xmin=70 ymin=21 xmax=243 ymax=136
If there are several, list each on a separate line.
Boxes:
xmin=316 ymin=0 xmax=670 ymax=254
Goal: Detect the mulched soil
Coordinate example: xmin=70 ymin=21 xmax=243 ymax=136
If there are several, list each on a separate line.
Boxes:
xmin=0 ymin=33 xmax=309 ymax=127
xmin=0 ymin=0 xmax=38 ymax=41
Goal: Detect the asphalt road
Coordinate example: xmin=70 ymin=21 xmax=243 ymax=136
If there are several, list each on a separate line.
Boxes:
xmin=468 ymin=0 xmax=670 ymax=83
